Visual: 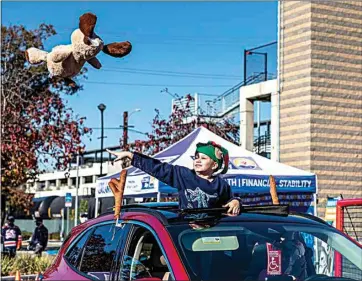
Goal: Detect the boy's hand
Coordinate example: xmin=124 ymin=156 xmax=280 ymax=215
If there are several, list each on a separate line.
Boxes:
xmin=223 ymin=199 xmax=240 ymax=215
xmin=106 ymin=150 xmax=133 ymax=167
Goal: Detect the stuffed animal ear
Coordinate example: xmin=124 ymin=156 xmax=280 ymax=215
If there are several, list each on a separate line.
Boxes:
xmin=103 ymin=41 xmax=132 ymax=58
xmin=79 ymin=12 xmax=97 ymax=38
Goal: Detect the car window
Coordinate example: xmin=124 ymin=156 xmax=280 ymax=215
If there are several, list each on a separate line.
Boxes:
xmin=119 ymin=224 xmax=172 ymax=281
xmin=79 ymin=223 xmax=124 ymax=280
xmin=65 ymin=228 xmax=93 ymax=268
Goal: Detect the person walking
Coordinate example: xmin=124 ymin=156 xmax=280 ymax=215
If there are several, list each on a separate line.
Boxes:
xmin=29 ymin=218 xmax=48 ymax=257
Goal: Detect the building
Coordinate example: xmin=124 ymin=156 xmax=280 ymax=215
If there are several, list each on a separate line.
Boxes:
xmin=25 ymin=146 xmax=122 ymax=199
xmin=278 ymin=1 xmax=362 ymax=216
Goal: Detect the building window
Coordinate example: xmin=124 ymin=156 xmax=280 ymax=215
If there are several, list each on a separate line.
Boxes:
xmin=84 ymin=176 xmax=93 ymax=184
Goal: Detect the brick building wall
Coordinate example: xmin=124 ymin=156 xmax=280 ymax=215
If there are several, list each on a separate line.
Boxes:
xmin=279 ymin=1 xmax=362 ymax=216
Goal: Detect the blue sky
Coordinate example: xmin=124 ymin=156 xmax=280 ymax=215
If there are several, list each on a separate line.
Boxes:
xmin=3 ymin=1 xmax=277 ymax=150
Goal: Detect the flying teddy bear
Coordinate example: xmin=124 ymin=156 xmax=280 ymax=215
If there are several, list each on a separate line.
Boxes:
xmin=25 ymin=12 xmax=132 ymax=87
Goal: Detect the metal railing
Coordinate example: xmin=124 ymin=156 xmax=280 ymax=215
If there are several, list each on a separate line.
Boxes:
xmin=253 ymin=133 xmax=271 ymax=155
xmin=197 ymin=72 xmax=273 ymax=118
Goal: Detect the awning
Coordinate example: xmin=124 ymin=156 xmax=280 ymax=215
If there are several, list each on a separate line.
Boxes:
xmin=49 ymin=196 xmax=93 ymax=218
xmin=49 ymin=197 xmax=68 ymax=218
xmin=37 ymin=196 xmax=58 ymax=219
xmin=31 ymin=197 xmax=46 ymax=217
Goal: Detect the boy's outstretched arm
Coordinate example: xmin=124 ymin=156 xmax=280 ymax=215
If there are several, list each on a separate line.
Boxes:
xmin=107 ymin=150 xmax=183 ymax=190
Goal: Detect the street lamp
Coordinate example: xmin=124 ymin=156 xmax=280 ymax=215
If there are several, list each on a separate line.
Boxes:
xmin=97 ymin=103 xmax=106 ymax=176
xmin=244 ymin=50 xmax=267 ymax=155
xmin=244 ymin=50 xmax=268 ymax=82
xmin=129 ymin=108 xmax=141 ymax=117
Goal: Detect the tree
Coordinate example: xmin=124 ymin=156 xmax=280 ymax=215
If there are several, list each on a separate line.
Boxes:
xmin=79 ymin=199 xmax=88 ymax=214
xmin=1 ymin=24 xmax=91 ymax=219
xmin=128 ymin=94 xmax=239 ymax=155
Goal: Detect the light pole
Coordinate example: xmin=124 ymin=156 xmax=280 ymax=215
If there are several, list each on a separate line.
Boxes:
xmin=98 ymin=103 xmax=106 ymax=176
xmin=245 ymin=50 xmax=268 ymax=81
xmin=74 ymin=154 xmax=80 ymax=227
xmin=244 ymin=50 xmax=268 ymax=154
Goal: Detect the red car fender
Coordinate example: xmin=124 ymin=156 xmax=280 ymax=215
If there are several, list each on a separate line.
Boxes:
xmin=122 ymin=212 xmax=189 ymax=281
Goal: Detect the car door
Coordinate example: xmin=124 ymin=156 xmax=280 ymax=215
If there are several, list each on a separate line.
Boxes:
xmin=113 ymin=222 xmax=175 ymax=281
xmin=62 ymin=221 xmax=130 ymax=280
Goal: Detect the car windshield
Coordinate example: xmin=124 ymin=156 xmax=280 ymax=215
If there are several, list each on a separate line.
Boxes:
xmin=167 ymin=220 xmax=362 ymax=281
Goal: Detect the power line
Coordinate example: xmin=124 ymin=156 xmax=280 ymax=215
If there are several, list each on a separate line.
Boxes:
xmin=81 ymin=80 xmax=235 ymax=87
xmin=102 ymin=67 xmax=241 ymax=79
xmin=91 ymin=127 xmax=148 ymax=135
xmin=100 ymin=69 xmax=240 ymax=80
xmin=58 ymin=27 xmax=250 ymax=43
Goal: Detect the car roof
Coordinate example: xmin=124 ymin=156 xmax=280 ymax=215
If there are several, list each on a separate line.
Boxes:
xmin=95 ymin=202 xmax=330 ymax=228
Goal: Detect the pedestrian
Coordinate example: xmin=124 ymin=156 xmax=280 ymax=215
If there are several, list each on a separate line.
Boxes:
xmin=29 ymin=218 xmax=48 ymax=257
xmin=107 ymin=141 xmax=241 ymax=214
xmin=1 ymin=215 xmax=22 ymax=258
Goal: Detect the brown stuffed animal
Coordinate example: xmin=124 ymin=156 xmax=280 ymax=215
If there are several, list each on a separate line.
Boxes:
xmin=25 ymin=13 xmax=132 ymax=87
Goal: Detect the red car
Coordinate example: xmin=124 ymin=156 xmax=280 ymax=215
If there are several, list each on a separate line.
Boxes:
xmin=40 ymin=202 xmax=362 ymax=281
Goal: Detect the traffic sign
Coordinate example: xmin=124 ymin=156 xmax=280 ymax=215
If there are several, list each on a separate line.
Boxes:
xmin=65 ymin=192 xmax=72 ymax=208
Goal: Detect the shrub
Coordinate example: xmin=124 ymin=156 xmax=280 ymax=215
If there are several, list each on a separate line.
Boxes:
xmin=49 ymin=232 xmax=60 ymax=240
xmin=22 ymin=231 xmax=33 ymax=241
xmin=1 ymin=256 xmax=15 ymax=276
xmin=1 ymin=253 xmax=55 ymax=276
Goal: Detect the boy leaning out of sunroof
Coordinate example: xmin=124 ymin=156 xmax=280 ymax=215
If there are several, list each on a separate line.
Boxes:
xmin=108 ymin=141 xmax=241 ymax=215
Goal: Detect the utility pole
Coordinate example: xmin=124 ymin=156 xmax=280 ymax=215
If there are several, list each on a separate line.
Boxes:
xmin=123 ymin=111 xmax=128 ymax=149
xmin=243 ymin=49 xmax=247 ymax=84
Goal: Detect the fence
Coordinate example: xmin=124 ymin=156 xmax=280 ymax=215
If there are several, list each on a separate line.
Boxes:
xmin=335 ymin=198 xmax=362 ymax=279
xmin=244 ymin=41 xmax=277 ymax=83
xmin=196 ymin=72 xmax=268 ymax=118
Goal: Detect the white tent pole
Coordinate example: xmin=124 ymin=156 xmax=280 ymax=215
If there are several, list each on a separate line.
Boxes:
xmin=61 ymin=208 xmax=64 ymax=242
xmin=156 ymin=179 xmax=161 ymax=202
xmin=95 ymin=196 xmax=99 ymax=218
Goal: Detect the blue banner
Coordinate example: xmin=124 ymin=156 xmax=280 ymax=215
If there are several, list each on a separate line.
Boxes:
xmin=221 ymin=174 xmax=316 ymax=193
xmin=159 ymin=174 xmax=316 ymax=194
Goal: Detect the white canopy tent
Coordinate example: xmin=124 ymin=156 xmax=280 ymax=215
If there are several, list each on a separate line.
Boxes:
xmin=96 ymin=127 xmax=317 ymax=215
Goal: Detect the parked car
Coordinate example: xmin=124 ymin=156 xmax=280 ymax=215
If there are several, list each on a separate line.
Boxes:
xmin=40 ymin=202 xmax=362 ymax=281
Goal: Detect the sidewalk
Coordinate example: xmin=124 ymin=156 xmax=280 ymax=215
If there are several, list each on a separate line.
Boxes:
xmin=21 ymin=240 xmax=63 ymax=248
xmin=18 ymin=240 xmax=63 ymax=256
